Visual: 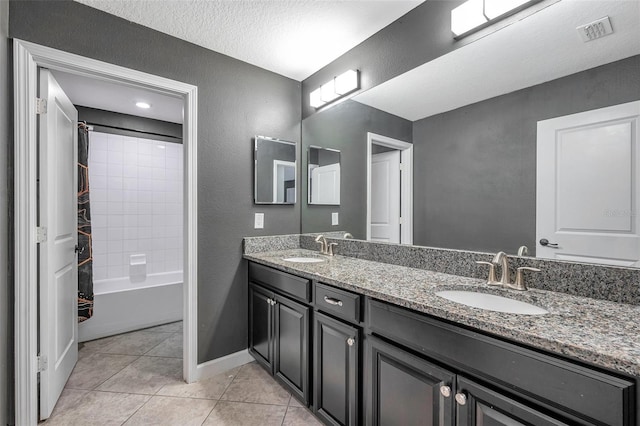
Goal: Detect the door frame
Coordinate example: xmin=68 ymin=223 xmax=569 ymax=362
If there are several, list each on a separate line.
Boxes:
xmin=13 ymin=39 xmax=199 ymax=425
xmin=366 ymin=132 xmax=413 ymax=244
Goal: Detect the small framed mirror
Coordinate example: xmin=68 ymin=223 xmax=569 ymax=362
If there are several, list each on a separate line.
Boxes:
xmin=254 ymin=136 xmax=297 ymax=204
xmin=308 ymin=146 xmax=341 ymax=205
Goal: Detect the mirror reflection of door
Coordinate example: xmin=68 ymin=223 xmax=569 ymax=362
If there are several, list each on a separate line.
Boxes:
xmin=367 ymin=132 xmax=413 ymax=245
xmin=537 ymin=101 xmax=640 ymax=267
xmin=308 ymin=146 xmax=341 ymax=205
xmin=370 ymin=147 xmax=401 ymax=243
xmin=273 ymin=160 xmax=296 ymax=203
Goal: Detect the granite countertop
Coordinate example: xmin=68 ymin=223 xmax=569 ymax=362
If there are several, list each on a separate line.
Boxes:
xmin=244 ymin=248 xmax=640 ymax=377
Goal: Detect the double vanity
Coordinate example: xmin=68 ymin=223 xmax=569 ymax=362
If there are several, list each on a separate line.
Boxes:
xmin=244 ymin=235 xmax=640 ymax=426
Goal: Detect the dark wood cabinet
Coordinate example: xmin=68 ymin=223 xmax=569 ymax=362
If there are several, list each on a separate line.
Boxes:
xmin=366 ymin=336 xmax=456 ymax=426
xmin=248 ymin=282 xmax=310 ymax=405
xmin=314 ymin=312 xmax=360 ymax=426
xmin=248 ymin=284 xmax=274 ymax=372
xmin=274 ymin=293 xmax=310 ymax=404
xmin=248 ymin=262 xmax=637 ymax=426
xmin=456 ymin=377 xmax=572 ymax=426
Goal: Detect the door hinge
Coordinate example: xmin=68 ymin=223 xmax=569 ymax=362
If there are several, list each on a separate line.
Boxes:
xmin=36 ymin=226 xmax=48 ymax=243
xmin=37 ymin=355 xmax=48 ymax=372
xmin=399 ymin=164 xmax=403 ymax=171
xmin=399 ymin=217 xmax=403 ymax=225
xmin=36 ymin=98 xmax=47 ymax=115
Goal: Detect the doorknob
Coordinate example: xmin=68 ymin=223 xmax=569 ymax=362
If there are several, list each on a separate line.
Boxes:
xmin=74 ymin=245 xmax=84 ymax=254
xmin=539 ymin=238 xmax=559 ymax=248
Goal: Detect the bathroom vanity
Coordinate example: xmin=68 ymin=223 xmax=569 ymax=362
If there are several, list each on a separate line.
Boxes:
xmin=245 ymin=246 xmax=640 ymax=426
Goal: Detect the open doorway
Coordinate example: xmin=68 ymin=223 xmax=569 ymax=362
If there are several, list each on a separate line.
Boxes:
xmin=14 ymin=39 xmax=198 ymax=425
xmin=366 ymin=132 xmax=413 ymax=245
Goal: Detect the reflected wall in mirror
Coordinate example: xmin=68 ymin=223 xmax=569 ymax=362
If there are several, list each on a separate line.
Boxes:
xmin=254 ymin=136 xmax=297 ymax=204
xmin=300 ymin=0 xmax=640 ymax=267
xmin=308 ymin=146 xmax=341 ymax=205
xmin=302 ymin=101 xmax=412 ymax=236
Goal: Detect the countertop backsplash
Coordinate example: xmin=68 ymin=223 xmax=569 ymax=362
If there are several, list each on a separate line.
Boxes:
xmin=246 ymin=233 xmax=640 ymax=305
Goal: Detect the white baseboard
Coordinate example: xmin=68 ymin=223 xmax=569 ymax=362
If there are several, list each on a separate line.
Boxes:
xmin=194 ymin=349 xmax=254 ymax=381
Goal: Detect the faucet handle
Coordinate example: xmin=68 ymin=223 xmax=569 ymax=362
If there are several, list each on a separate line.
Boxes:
xmin=476 ymin=261 xmax=499 ymax=285
xmin=327 ymin=242 xmax=338 ymax=256
xmin=513 ymin=267 xmax=541 ymax=291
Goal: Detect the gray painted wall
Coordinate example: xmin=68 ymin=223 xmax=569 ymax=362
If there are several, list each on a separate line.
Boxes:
xmin=302 ymin=0 xmax=465 ymax=118
xmin=1 ymin=1 xmax=10 ymax=423
xmin=413 ymin=55 xmax=640 ymax=254
xmin=9 ymin=0 xmax=301 ymax=363
xmin=301 ymin=100 xmax=412 ymax=238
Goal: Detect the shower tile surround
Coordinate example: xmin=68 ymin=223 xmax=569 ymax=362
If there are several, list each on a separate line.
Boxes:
xmin=89 ymin=132 xmax=184 ymax=280
xmin=243 ymin=236 xmax=640 ymax=377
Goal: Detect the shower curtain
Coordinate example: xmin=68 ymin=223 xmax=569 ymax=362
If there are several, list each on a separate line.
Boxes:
xmin=77 ymin=123 xmax=94 ymax=321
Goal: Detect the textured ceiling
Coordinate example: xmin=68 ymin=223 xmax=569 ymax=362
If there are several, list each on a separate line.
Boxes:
xmin=354 ymin=0 xmax=640 ymax=121
xmin=74 ymin=0 xmax=423 ymax=81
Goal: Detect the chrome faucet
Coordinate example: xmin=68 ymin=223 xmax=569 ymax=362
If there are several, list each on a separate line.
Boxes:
xmin=492 ymin=251 xmax=511 ymax=286
xmin=476 ymin=251 xmax=540 ymax=291
xmin=315 ymin=235 xmax=337 ymax=256
xmin=315 ymin=235 xmax=328 ymax=254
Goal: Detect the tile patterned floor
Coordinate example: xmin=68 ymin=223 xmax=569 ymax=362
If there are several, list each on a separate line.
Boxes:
xmin=43 ymin=322 xmax=321 ymax=426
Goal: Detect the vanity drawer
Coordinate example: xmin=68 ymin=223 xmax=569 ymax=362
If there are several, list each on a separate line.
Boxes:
xmin=314 ymin=282 xmax=361 ymax=323
xmin=249 ymin=262 xmax=311 ymax=303
xmin=367 ymin=299 xmax=635 ymax=426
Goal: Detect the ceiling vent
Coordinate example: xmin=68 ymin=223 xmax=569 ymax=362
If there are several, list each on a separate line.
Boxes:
xmin=577 ymin=16 xmax=613 ymax=42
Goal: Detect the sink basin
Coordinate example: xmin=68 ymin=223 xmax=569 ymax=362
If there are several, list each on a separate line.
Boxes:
xmin=435 ymin=290 xmax=548 ymax=315
xmin=283 ymin=257 xmax=326 ymax=263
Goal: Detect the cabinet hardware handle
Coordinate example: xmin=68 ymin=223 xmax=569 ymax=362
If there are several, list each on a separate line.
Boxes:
xmin=455 ymin=393 xmax=467 ymax=406
xmin=347 ymin=337 xmax=355 ymax=346
xmin=440 ymin=385 xmax=452 ymax=398
xmin=324 ymin=296 xmax=343 ymax=307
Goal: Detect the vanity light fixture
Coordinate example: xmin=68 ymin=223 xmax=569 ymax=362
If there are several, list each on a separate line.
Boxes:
xmin=136 ymin=101 xmax=151 ymax=109
xmin=451 ymin=0 xmax=537 ymax=38
xmin=310 ymin=69 xmax=360 ymax=109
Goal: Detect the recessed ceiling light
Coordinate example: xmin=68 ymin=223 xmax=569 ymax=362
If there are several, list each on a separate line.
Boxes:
xmin=136 ymin=101 xmax=151 ymax=109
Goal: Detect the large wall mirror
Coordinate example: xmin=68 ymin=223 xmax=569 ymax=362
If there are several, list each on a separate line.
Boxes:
xmin=308 ymin=146 xmax=341 ymax=205
xmin=254 ymin=136 xmax=297 ymax=204
xmin=301 ymin=0 xmax=640 ymax=267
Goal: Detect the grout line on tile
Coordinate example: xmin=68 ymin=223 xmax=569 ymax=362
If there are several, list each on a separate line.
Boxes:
xmin=281 ymin=404 xmax=290 ymax=426
xmin=90 ymin=355 xmax=143 ymax=390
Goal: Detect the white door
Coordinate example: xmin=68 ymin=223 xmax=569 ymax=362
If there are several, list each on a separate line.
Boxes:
xmin=39 ymin=69 xmax=79 ymax=419
xmin=370 ymin=150 xmax=401 ymax=243
xmin=311 ymin=163 xmax=341 ymax=204
xmin=537 ymin=101 xmax=640 ymax=266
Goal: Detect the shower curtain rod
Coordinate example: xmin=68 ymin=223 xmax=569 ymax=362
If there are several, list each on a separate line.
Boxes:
xmin=82 ymin=121 xmax=182 ymax=141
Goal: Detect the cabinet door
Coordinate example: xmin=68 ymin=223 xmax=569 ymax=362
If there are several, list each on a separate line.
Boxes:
xmin=248 ymin=284 xmax=274 ymax=372
xmin=456 ymin=377 xmax=572 ymax=426
xmin=366 ymin=336 xmax=455 ymax=426
xmin=274 ymin=294 xmax=310 ymax=405
xmin=314 ymin=312 xmax=360 ymax=426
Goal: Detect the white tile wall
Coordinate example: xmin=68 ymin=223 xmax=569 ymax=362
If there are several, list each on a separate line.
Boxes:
xmin=89 ymin=132 xmax=183 ymax=280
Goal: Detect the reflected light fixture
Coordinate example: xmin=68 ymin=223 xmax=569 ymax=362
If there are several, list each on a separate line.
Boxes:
xmin=136 ymin=101 xmax=151 ymax=109
xmin=310 ymin=69 xmax=359 ymax=109
xmin=451 ymin=0 xmax=536 ymax=38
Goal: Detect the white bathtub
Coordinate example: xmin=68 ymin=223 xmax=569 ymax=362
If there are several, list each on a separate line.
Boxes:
xmin=79 ymin=271 xmax=183 ymax=342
